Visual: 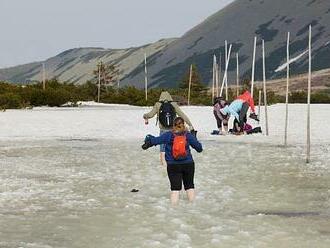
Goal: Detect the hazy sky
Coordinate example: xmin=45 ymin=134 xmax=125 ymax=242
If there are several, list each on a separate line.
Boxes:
xmin=0 ymin=0 xmax=233 ymax=68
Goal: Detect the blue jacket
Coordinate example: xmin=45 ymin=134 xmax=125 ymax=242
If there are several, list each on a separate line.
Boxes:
xmin=221 ymin=99 xmax=244 ymax=120
xmin=148 ymin=131 xmax=203 ymax=165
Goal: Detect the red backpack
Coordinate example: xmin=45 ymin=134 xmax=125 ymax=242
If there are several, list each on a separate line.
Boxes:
xmin=172 ymin=132 xmax=187 ymax=160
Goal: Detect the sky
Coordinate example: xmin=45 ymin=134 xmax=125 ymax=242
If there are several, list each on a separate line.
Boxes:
xmin=0 ymin=0 xmax=233 ymax=68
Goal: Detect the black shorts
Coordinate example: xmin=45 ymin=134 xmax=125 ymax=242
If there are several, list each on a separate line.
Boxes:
xmin=167 ymin=162 xmax=195 ymax=191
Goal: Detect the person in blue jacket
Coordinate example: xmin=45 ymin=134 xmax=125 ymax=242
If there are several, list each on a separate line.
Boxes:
xmin=142 ymin=117 xmax=203 ymax=205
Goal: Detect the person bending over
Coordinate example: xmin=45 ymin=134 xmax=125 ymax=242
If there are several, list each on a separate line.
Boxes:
xmin=213 ymin=97 xmax=229 ymax=135
xmin=220 ymin=90 xmax=258 ymax=134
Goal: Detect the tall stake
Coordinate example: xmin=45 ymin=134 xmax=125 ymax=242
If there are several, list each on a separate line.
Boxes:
xmin=144 ymin=52 xmax=148 ymax=102
xmin=212 ymin=55 xmax=216 ymax=101
xmin=220 ymin=44 xmax=232 ymax=97
xmin=188 ymin=64 xmax=193 ymax=106
xmin=258 ymin=90 xmax=261 ymax=124
xmin=97 ymin=61 xmax=101 ymax=103
xmin=218 ymin=53 xmax=222 ymax=97
xmin=236 ymin=53 xmax=239 ymax=97
xmin=284 ymin=32 xmax=290 ymax=146
xmin=42 ymin=63 xmax=46 ymax=91
xmin=307 ymin=26 xmax=312 ymax=163
xmin=225 ymin=40 xmax=228 ymax=100
xmin=251 ymin=36 xmax=257 ymax=97
xmin=262 ymin=40 xmax=269 ymax=136
xmin=215 ymin=63 xmax=219 ymax=97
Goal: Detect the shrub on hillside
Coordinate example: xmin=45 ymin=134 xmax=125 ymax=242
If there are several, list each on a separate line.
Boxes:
xmin=0 ymin=93 xmax=22 ymax=109
xmin=290 ymin=91 xmax=307 ymax=103
xmin=3 ymin=78 xmax=330 ymax=109
xmin=311 ymin=92 xmax=330 ymax=103
xmin=44 ymin=88 xmax=72 ymax=107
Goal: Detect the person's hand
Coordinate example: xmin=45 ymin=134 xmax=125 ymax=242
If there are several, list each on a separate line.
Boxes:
xmin=142 ymin=135 xmax=153 ymax=150
xmin=142 ymin=140 xmax=152 ymax=150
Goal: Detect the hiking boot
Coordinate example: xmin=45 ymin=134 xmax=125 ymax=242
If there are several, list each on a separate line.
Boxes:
xmin=211 ymin=130 xmax=220 ymax=135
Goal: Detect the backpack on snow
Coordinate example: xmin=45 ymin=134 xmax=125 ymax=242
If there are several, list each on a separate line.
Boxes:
xmin=172 ymin=132 xmax=188 ymax=160
xmin=158 ymin=101 xmax=176 ymax=128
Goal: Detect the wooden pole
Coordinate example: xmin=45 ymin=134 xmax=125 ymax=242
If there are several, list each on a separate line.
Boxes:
xmin=103 ymin=70 xmax=108 ymax=93
xmin=218 ymin=53 xmax=222 ymax=97
xmin=144 ymin=52 xmax=148 ymax=101
xmin=220 ymin=44 xmax=232 ymax=97
xmin=97 ymin=61 xmax=101 ymax=103
xmin=215 ymin=62 xmax=219 ymax=98
xmin=251 ymin=36 xmax=257 ymax=97
xmin=258 ymin=90 xmax=261 ymax=124
xmin=42 ymin=63 xmax=46 ymax=91
xmin=225 ymin=40 xmax=228 ymax=100
xmin=188 ymin=64 xmax=193 ymax=106
xmin=284 ymin=32 xmax=290 ymax=146
xmin=212 ymin=55 xmax=216 ymax=101
xmin=262 ymin=40 xmax=269 ymax=136
xmin=306 ymin=25 xmax=312 ymax=163
xmin=236 ymin=53 xmax=239 ymax=97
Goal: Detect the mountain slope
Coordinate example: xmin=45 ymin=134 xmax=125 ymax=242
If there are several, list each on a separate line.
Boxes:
xmin=0 ymin=39 xmax=176 ymax=85
xmin=1 ymin=0 xmax=330 ymax=88
xmin=124 ymin=0 xmax=330 ymax=88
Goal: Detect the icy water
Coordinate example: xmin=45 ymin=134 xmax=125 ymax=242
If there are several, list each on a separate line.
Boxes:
xmin=1 ymin=138 xmax=330 ymax=248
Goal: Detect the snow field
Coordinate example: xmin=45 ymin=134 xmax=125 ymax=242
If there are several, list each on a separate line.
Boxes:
xmin=0 ymin=103 xmax=329 ymax=247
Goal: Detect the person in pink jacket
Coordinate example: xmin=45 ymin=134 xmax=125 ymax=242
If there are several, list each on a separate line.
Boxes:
xmin=237 ymin=90 xmax=256 ymax=113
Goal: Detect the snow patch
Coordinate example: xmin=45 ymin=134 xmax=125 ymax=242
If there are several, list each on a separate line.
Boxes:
xmin=275 ymin=50 xmax=308 ymax=72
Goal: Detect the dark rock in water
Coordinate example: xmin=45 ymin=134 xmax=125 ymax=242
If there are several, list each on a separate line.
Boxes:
xmin=131 ymin=189 xmax=139 ymax=193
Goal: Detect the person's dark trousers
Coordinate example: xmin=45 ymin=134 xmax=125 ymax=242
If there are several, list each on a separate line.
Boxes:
xmin=239 ymin=102 xmax=249 ymax=130
xmin=233 ymin=118 xmax=239 ymax=133
xmin=213 ymin=110 xmax=222 ymax=129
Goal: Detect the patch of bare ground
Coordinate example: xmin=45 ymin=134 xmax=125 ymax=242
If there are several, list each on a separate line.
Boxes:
xmin=252 ymin=68 xmax=330 ymax=96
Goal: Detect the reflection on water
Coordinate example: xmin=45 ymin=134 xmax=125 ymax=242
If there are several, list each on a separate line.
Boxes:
xmin=0 ymin=139 xmax=330 ymax=247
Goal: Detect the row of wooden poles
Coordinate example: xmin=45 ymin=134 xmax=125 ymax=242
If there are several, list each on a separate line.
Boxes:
xmin=207 ymin=38 xmax=269 ymax=136
xmin=39 ymin=25 xmax=312 ymax=164
xmin=282 ymin=25 xmax=312 ymax=163
xmin=143 ymin=26 xmax=313 ymax=163
xmin=39 ymin=25 xmax=312 ymax=163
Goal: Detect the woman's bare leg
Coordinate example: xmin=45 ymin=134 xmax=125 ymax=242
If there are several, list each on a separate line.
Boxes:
xmin=170 ymin=191 xmax=180 ymax=205
xmin=186 ymin=189 xmax=195 ymax=202
xmin=160 ymin=152 xmax=167 ymax=166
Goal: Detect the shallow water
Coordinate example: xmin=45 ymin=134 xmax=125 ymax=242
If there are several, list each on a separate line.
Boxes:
xmin=0 ymin=138 xmax=330 ymax=248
